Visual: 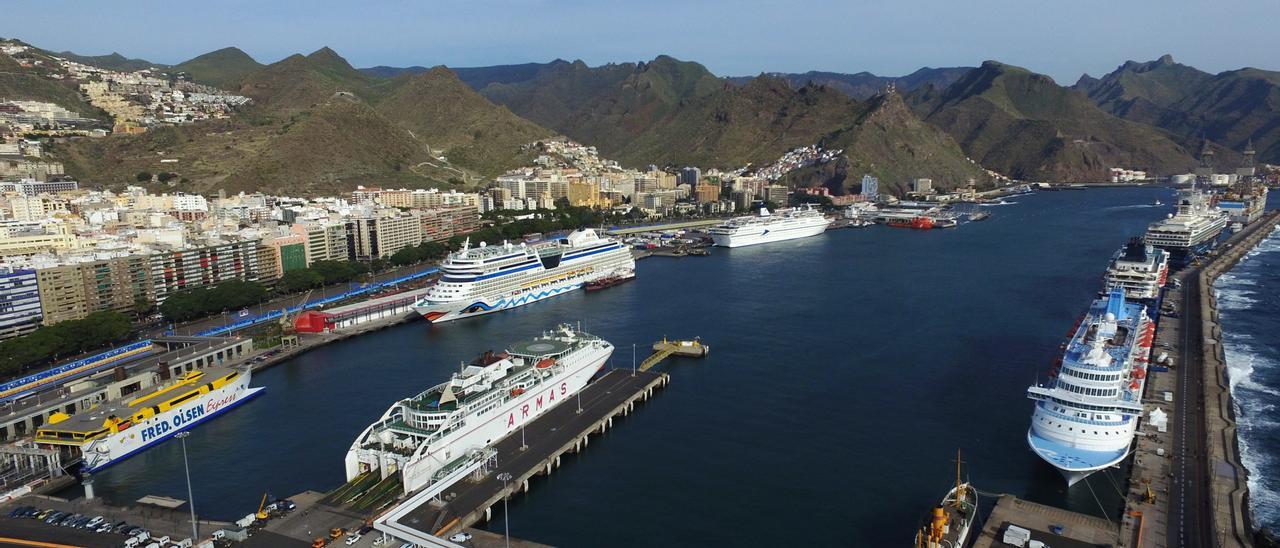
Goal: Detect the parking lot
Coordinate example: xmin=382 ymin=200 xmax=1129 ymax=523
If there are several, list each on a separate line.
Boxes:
xmin=2 ymin=497 xmax=206 ymax=548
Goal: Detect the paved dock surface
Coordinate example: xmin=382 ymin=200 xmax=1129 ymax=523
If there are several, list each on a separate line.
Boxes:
xmin=395 ymin=369 xmax=667 ymax=537
xmin=972 ymin=495 xmax=1119 ymax=548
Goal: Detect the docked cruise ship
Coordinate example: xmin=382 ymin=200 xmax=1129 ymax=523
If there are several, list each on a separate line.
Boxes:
xmin=708 ymin=205 xmax=831 ymax=248
xmin=35 ymin=367 xmax=263 ymax=472
xmin=412 ymin=229 xmax=633 ymax=323
xmin=345 ymin=324 xmax=612 ymax=494
xmin=1103 ymin=237 xmax=1169 ymax=302
xmin=1143 ymin=188 xmax=1228 ymax=267
xmin=1026 ymin=289 xmax=1153 ymax=485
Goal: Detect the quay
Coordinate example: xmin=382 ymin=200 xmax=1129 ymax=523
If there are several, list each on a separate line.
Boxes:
xmin=968 ymin=211 xmax=1280 ymax=548
xmin=250 ymin=369 xmax=669 ymax=547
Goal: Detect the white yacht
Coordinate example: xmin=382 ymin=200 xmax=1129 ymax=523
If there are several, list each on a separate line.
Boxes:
xmin=708 ymin=205 xmax=831 ymax=248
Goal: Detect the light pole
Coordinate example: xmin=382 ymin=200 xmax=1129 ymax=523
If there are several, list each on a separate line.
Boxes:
xmin=520 ymin=423 xmax=527 ymax=451
xmin=576 ymin=390 xmax=582 ymax=414
xmin=496 ymin=472 xmax=513 ymax=548
xmin=176 ymin=432 xmax=198 ymax=541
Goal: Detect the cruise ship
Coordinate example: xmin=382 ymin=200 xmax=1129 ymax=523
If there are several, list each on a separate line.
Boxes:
xmin=1143 ymin=188 xmax=1227 ymax=267
xmin=1026 ymin=289 xmax=1153 ymax=486
xmin=1103 ymin=237 xmax=1169 ymax=302
xmin=708 ymin=205 xmax=831 ymax=248
xmin=412 ymin=229 xmax=634 ymax=323
xmin=345 ymin=324 xmax=612 ymax=494
xmin=34 ymin=367 xmax=263 ymax=472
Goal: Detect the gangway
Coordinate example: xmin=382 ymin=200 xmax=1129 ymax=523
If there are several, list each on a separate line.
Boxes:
xmin=638 ymin=337 xmax=709 ymax=372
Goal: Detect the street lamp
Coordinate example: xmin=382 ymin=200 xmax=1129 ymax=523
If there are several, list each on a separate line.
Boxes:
xmin=520 ymin=423 xmax=527 ymax=451
xmin=175 ymin=432 xmax=198 ymax=541
xmin=496 ymin=472 xmax=513 ymax=548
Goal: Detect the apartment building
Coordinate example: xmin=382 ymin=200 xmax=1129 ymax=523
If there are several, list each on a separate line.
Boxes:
xmin=0 ymin=266 xmax=42 ymax=339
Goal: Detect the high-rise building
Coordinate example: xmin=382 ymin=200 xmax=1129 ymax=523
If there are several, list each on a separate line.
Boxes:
xmin=695 ymin=183 xmax=720 ymax=204
xmin=0 ymin=267 xmax=42 ymax=340
xmin=421 ymin=205 xmax=480 ymax=242
xmin=347 ymin=212 xmax=423 ymax=260
xmin=148 ymin=239 xmax=263 ymax=303
xmin=678 ymin=167 xmax=701 ymax=187
xmin=568 ymin=180 xmax=601 ymax=206
xmin=860 ymin=175 xmax=879 ymax=202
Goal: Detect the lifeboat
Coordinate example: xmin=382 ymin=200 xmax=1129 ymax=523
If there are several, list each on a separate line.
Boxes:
xmin=511 ymin=388 xmax=525 ymax=397
xmin=1133 ymin=368 xmax=1147 ymax=379
xmin=536 ymin=358 xmax=556 ymax=369
xmin=1130 ymin=380 xmax=1141 ymax=390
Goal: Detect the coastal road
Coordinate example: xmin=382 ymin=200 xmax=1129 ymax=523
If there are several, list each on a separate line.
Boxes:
xmin=1168 ymin=267 xmax=1211 ymax=548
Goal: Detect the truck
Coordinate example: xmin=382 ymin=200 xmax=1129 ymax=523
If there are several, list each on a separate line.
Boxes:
xmin=1003 ymin=524 xmax=1032 ymax=547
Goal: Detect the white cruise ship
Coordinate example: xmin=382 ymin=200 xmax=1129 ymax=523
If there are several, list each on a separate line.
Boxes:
xmin=1026 ymin=289 xmax=1153 ymax=485
xmin=35 ymin=367 xmax=263 ymax=472
xmin=345 ymin=324 xmax=612 ymax=494
xmin=412 ymin=229 xmax=633 ymax=323
xmin=708 ymin=205 xmax=831 ymax=248
xmin=1143 ymin=188 xmax=1228 ymax=267
xmin=1103 ymin=237 xmax=1169 ymax=302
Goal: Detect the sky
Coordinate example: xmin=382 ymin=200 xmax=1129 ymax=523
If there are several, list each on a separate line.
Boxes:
xmin=4 ymin=0 xmax=1278 ymax=83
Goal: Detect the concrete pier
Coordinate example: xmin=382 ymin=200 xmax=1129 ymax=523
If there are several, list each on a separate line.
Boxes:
xmin=379 ymin=369 xmax=669 ymax=541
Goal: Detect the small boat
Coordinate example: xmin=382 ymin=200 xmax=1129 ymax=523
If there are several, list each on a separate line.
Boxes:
xmin=1154 ymin=199 xmax=1163 ymax=206
xmin=887 ymin=216 xmax=936 ymax=229
xmin=585 ymin=269 xmax=636 ymax=291
xmin=914 ymin=450 xmax=978 ymax=548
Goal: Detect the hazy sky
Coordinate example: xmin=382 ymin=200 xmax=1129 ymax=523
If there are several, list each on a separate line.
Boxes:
xmin=5 ymin=0 xmax=1277 ymax=83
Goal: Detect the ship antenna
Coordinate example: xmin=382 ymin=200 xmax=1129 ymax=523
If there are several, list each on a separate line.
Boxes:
xmin=953 ymin=448 xmax=966 ymax=508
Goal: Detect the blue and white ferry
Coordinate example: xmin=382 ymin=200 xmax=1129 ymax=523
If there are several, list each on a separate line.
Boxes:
xmin=1025 ymin=289 xmax=1154 ymax=485
xmin=412 ymin=229 xmax=634 ymax=323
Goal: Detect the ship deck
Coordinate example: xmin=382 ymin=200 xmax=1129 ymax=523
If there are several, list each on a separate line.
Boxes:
xmin=38 ymin=366 xmax=241 ymax=435
xmin=379 ymin=369 xmax=668 ymax=540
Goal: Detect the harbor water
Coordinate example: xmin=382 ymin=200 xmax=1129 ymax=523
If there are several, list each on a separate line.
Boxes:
xmin=1216 ymin=223 xmax=1280 ymax=531
xmin=75 ymin=187 xmax=1185 ymax=546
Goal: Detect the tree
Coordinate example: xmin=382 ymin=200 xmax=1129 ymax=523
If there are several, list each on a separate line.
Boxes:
xmin=159 ymin=280 xmax=267 ymax=322
xmin=277 ymin=270 xmax=324 ymax=293
xmin=135 ymin=171 xmax=152 ymax=183
xmin=0 ymin=311 xmax=134 ymax=378
xmin=157 ymin=172 xmax=178 ymax=183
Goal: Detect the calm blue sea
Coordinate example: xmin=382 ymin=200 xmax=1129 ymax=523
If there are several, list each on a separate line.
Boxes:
xmin=75 ymin=187 xmax=1197 ymax=546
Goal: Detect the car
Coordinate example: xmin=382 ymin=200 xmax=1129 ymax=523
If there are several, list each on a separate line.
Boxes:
xmin=132 ymin=529 xmax=151 ymax=541
xmin=280 ymin=499 xmax=296 ymax=511
xmin=113 ymin=521 xmax=131 ymax=533
xmin=35 ymin=509 xmax=54 ymax=520
xmin=85 ymin=515 xmax=104 ymax=528
xmin=120 ymin=525 xmax=141 ymax=536
xmin=449 ymin=532 xmax=472 ymax=542
xmin=345 ymin=533 xmax=362 ymax=545
xmin=8 ymin=505 xmax=32 ymax=518
xmin=400 ymin=543 xmax=414 ymax=548
xmin=372 ymin=537 xmax=388 ymax=546
xmin=96 ymin=522 xmax=114 ymax=533
xmin=44 ymin=511 xmax=66 ymax=523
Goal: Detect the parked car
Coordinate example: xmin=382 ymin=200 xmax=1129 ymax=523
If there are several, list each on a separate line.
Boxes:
xmin=449 ymin=532 xmax=473 ymax=542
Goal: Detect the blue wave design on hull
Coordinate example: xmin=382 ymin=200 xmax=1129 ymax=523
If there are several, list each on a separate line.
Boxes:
xmin=462 ymin=283 xmax=583 ymax=314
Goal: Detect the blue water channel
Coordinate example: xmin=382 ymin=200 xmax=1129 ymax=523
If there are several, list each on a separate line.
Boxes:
xmin=76 ymin=187 xmax=1184 ymax=546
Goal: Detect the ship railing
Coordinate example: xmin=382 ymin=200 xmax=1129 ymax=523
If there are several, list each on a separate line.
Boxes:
xmin=1037 ymin=406 xmax=1130 ymax=427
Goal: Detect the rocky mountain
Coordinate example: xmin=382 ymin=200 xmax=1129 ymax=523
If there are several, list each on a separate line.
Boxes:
xmin=1079 ymin=55 xmax=1280 ymax=163
xmin=172 ymin=47 xmax=263 ymax=91
xmin=909 ymin=61 xmax=1195 ymax=181
xmin=726 ymin=67 xmax=973 ymax=99
xmin=363 ymin=61 xmax=564 ymax=90
xmin=56 ymin=47 xmax=555 ymax=195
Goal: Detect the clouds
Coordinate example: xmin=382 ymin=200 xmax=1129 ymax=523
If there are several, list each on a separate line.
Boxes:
xmin=5 ymin=0 xmax=1277 ymax=81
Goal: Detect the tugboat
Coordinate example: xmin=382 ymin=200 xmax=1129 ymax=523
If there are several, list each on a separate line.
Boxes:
xmin=887 ymin=216 xmax=936 ymax=229
xmin=585 ymin=269 xmax=636 ymax=291
xmin=914 ymin=450 xmax=978 ymax=548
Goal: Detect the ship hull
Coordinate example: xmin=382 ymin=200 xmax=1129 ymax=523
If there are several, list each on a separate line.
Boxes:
xmin=710 ymin=220 xmax=829 ymax=248
xmin=346 ymin=344 xmax=611 ymax=493
xmin=414 ymin=280 xmax=585 ymax=323
xmin=81 ymin=372 xmax=263 ymax=473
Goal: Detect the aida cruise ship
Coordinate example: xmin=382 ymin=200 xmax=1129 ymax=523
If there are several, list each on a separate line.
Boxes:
xmin=412 ymin=229 xmax=633 ymax=322
xmin=1026 ymin=289 xmax=1154 ymax=486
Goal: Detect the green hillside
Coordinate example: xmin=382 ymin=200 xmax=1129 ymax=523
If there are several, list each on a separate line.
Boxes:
xmin=172 ymin=47 xmax=263 ymax=91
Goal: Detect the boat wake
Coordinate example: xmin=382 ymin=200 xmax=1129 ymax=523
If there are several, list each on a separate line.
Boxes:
xmin=980 ymin=200 xmax=1017 ymax=206
xmin=1216 ymin=228 xmax=1280 ymax=529
xmin=1103 ymin=204 xmax=1161 ymax=211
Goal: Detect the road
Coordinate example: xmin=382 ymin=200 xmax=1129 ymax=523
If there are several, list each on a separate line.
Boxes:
xmin=1168 ymin=266 xmax=1211 ymax=548
xmin=147 ymin=262 xmax=439 ymax=338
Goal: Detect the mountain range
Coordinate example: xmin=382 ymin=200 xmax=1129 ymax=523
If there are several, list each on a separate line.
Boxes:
xmin=5 ymin=37 xmax=1278 ymax=195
